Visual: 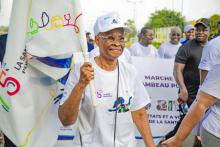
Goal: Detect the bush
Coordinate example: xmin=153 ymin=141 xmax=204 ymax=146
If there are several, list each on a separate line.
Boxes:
xmin=152 ymin=41 xmax=161 ymax=49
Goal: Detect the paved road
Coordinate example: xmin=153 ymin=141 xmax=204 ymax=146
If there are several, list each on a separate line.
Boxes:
xmin=183 ymin=132 xmax=194 ymax=147
xmin=0 ymin=133 xmax=195 ymax=147
xmin=0 ymin=142 xmax=3 ymax=147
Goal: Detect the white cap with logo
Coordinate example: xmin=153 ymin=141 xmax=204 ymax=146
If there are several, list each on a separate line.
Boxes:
xmin=93 ymin=12 xmax=131 ymax=36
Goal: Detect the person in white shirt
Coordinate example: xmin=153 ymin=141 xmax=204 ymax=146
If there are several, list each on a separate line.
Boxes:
xmin=158 ymin=27 xmax=182 ymax=59
xmin=194 ymin=36 xmax=220 ymax=146
xmin=162 ymin=64 xmax=220 ymax=147
xmin=58 ymin=12 xmax=155 ymax=147
xmin=128 ymin=26 xmax=159 ymax=58
xmin=199 ymin=36 xmax=220 ymax=83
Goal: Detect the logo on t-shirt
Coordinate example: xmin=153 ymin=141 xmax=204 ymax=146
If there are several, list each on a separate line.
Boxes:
xmin=96 ymin=90 xmax=103 ymax=98
xmin=108 ymin=96 xmax=132 ymax=113
xmin=96 ymin=90 xmax=113 ymax=98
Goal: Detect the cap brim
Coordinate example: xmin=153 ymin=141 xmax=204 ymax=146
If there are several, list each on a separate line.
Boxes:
xmin=100 ymin=25 xmax=131 ymax=34
xmin=195 ymin=22 xmax=209 ymax=28
xmin=109 ymin=26 xmax=132 ymax=33
xmin=185 ymin=28 xmax=195 ymax=32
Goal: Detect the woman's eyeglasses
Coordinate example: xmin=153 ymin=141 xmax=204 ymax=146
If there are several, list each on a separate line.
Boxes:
xmin=99 ymin=35 xmax=125 ymax=44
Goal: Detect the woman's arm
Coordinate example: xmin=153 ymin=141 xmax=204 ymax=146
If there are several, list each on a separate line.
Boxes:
xmin=132 ymin=107 xmax=155 ymax=147
xmin=162 ymin=91 xmax=218 ymax=147
xmin=58 ymin=62 xmax=94 ymax=126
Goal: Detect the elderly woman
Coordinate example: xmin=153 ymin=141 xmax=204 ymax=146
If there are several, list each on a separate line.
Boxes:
xmin=58 ymin=12 xmax=155 ymax=147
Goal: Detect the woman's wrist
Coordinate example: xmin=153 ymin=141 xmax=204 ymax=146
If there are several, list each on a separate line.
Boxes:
xmin=173 ymin=135 xmax=184 ymax=144
xmin=76 ymin=82 xmax=87 ymax=90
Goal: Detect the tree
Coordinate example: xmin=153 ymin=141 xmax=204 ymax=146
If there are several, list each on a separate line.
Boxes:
xmin=145 ymin=9 xmax=186 ymax=30
xmin=209 ymin=14 xmax=220 ymax=37
xmin=124 ymin=19 xmax=137 ymax=47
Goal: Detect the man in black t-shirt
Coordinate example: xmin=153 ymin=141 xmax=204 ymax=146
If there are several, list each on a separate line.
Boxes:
xmin=164 ymin=18 xmax=210 ymax=146
xmin=175 ymin=18 xmax=210 ymax=107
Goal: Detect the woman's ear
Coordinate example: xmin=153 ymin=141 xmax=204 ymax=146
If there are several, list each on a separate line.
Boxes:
xmin=95 ymin=36 xmax=99 ymax=45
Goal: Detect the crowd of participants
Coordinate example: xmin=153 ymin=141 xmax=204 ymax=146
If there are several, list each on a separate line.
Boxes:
xmin=0 ymin=12 xmax=220 ymax=147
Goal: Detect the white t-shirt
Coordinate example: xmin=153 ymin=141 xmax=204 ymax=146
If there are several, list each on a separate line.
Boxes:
xmin=200 ymin=64 xmax=220 ymax=138
xmin=199 ymin=36 xmax=220 ymax=71
xmin=158 ymin=41 xmax=181 ymax=59
xmin=128 ymin=42 xmax=159 ymax=58
xmin=61 ymin=58 xmax=151 ymax=147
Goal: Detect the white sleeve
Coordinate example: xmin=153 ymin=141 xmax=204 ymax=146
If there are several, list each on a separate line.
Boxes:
xmin=158 ymin=44 xmax=165 ymax=58
xmin=199 ymin=44 xmax=220 ymax=71
xmin=152 ymin=46 xmax=159 ymax=58
xmin=59 ymin=65 xmax=80 ymax=105
xmin=122 ymin=49 xmax=131 ymax=62
xmin=155 ymin=50 xmax=159 ymax=58
xmin=128 ymin=44 xmax=137 ymax=56
xmin=200 ymin=64 xmax=220 ymax=99
xmin=130 ymin=70 xmax=151 ymax=111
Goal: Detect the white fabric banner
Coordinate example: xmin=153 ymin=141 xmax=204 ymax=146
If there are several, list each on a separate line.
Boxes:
xmin=0 ymin=0 xmax=87 ymax=146
xmin=131 ymin=57 xmax=180 ymax=145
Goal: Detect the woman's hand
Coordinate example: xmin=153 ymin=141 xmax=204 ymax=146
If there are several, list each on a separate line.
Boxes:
xmin=78 ymin=62 xmax=94 ymax=88
xmin=162 ymin=136 xmax=182 ymax=147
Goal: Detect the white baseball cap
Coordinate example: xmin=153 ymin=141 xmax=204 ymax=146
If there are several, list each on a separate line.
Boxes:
xmin=93 ymin=12 xmax=131 ymax=36
xmin=184 ymin=24 xmax=195 ymax=33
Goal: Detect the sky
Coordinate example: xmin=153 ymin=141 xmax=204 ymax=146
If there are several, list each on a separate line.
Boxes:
xmin=80 ymin=0 xmax=220 ymax=31
xmin=0 ymin=0 xmax=13 ymax=26
xmin=1 ymin=0 xmax=220 ymax=32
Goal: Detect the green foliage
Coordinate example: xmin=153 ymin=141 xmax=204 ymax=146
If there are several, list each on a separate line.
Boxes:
xmin=145 ymin=9 xmax=186 ymax=30
xmin=152 ymin=41 xmax=161 ymax=49
xmin=124 ymin=19 xmax=137 ymax=47
xmin=209 ymin=14 xmax=220 ymax=38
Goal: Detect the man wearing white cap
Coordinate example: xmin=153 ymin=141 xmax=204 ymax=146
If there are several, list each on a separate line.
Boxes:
xmin=58 ymin=12 xmax=155 ymax=147
xmin=181 ymin=24 xmax=195 ymax=45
